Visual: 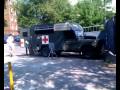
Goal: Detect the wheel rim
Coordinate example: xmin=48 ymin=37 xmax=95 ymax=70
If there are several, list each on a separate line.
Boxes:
xmin=41 ymin=47 xmax=49 ymax=57
xmin=82 ymin=46 xmax=94 ymax=58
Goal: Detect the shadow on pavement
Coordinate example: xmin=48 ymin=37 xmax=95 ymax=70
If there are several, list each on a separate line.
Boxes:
xmin=16 ymin=54 xmax=28 ymax=57
xmin=4 ymin=56 xmax=116 ymax=90
xmin=16 ymin=53 xmax=103 ymax=60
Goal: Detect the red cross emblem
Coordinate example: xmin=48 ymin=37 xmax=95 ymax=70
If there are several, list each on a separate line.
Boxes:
xmin=41 ymin=35 xmax=49 ymax=44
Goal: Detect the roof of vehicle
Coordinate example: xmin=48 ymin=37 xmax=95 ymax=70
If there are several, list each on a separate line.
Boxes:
xmin=54 ymin=22 xmax=71 ymax=31
xmin=30 ymin=23 xmax=84 ymax=33
xmin=32 ymin=24 xmax=54 ymax=31
xmin=54 ymin=22 xmax=84 ymax=31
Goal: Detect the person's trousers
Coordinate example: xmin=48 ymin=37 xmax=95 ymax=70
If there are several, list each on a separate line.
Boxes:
xmin=26 ymin=47 xmax=29 ymax=55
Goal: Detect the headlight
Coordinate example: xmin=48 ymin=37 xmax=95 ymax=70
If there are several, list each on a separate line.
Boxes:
xmin=92 ymin=40 xmax=97 ymax=47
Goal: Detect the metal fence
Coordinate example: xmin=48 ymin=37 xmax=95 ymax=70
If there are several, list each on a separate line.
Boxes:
xmin=83 ymin=25 xmax=104 ymax=32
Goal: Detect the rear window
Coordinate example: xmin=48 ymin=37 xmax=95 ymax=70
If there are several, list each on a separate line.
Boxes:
xmin=34 ymin=24 xmax=54 ymax=35
xmin=34 ymin=29 xmax=54 ymax=35
xmin=23 ymin=32 xmax=28 ymax=37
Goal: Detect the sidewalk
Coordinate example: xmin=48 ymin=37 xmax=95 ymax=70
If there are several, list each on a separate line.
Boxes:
xmin=4 ymin=44 xmax=26 ymax=64
xmin=4 ymin=44 xmax=26 ymax=56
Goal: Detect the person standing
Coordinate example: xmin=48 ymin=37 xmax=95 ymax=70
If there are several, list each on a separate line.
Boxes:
xmin=6 ymin=34 xmax=15 ymax=57
xmin=25 ymin=38 xmax=29 ymax=55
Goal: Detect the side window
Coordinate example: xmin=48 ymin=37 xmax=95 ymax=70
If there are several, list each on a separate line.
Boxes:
xmin=22 ymin=32 xmax=28 ymax=37
xmin=64 ymin=31 xmax=76 ymax=40
xmin=71 ymin=24 xmax=84 ymax=37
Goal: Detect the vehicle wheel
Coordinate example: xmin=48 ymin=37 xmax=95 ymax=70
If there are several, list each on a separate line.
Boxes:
xmin=81 ymin=46 xmax=95 ymax=58
xmin=56 ymin=51 xmax=61 ymax=56
xmin=41 ymin=47 xmax=50 ymax=57
xmin=99 ymin=45 xmax=106 ymax=59
xmin=29 ymin=47 xmax=35 ymax=56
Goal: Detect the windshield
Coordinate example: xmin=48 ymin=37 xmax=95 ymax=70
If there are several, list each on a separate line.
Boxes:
xmin=71 ymin=23 xmax=84 ymax=37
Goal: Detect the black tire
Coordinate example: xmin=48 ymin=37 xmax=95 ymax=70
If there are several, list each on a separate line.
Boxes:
xmin=95 ymin=40 xmax=105 ymax=58
xmin=28 ymin=45 xmax=35 ymax=56
xmin=81 ymin=45 xmax=96 ymax=58
xmin=41 ymin=47 xmax=50 ymax=57
xmin=56 ymin=51 xmax=61 ymax=56
xmin=99 ymin=45 xmax=106 ymax=59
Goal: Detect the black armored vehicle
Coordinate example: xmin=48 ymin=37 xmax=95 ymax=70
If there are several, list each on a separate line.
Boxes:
xmin=28 ymin=22 xmax=104 ymax=58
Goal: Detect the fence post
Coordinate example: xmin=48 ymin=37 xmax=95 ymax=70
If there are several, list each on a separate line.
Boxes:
xmin=83 ymin=25 xmax=103 ymax=32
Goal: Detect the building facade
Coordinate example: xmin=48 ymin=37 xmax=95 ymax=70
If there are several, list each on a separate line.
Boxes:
xmin=4 ymin=0 xmax=19 ymax=35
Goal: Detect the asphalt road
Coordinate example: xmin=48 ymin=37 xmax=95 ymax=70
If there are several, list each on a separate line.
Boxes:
xmin=4 ymin=44 xmax=116 ymax=90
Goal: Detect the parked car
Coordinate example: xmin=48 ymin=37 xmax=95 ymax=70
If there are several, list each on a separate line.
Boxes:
xmin=4 ymin=35 xmax=21 ymax=45
xmin=14 ymin=35 xmax=20 ymax=42
xmin=28 ymin=23 xmax=104 ymax=58
xmin=4 ymin=35 xmax=8 ymax=44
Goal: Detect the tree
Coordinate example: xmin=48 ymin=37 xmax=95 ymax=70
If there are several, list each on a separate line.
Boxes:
xmin=14 ymin=0 xmax=114 ymax=28
xmin=73 ymin=0 xmax=114 ymax=26
xmin=4 ymin=0 xmax=7 ymax=27
xmin=13 ymin=0 xmax=40 ymax=28
xmin=15 ymin=0 xmax=72 ymax=27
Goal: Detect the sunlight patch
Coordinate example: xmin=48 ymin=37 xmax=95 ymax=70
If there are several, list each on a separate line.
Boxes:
xmin=92 ymin=78 xmax=99 ymax=82
xmin=44 ymin=79 xmax=55 ymax=88
xmin=85 ymin=83 xmax=109 ymax=90
xmin=69 ymin=69 xmax=98 ymax=76
xmin=98 ymin=71 xmax=105 ymax=74
xmin=15 ymin=80 xmax=25 ymax=85
xmin=25 ymin=73 xmax=31 ymax=75
xmin=83 ymin=66 xmax=87 ymax=69
xmin=30 ymin=80 xmax=37 ymax=85
xmin=75 ymin=82 xmax=85 ymax=87
xmin=60 ymin=84 xmax=68 ymax=90
xmin=14 ymin=63 xmax=25 ymax=67
xmin=42 ymin=62 xmax=55 ymax=66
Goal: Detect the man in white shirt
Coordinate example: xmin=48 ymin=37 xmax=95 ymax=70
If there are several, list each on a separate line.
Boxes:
xmin=7 ymin=34 xmax=15 ymax=57
xmin=25 ymin=38 xmax=29 ymax=55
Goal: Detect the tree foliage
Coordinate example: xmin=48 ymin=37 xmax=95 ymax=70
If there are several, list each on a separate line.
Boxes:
xmin=14 ymin=0 xmax=115 ymax=28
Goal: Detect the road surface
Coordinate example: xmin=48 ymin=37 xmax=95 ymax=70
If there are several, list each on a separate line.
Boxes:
xmin=4 ymin=44 xmax=116 ymax=90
